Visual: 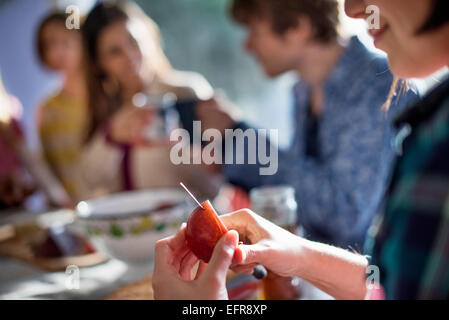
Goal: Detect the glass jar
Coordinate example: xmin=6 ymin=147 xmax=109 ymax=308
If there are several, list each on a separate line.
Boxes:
xmin=250 ymin=185 xmax=301 ymax=300
xmin=250 ymin=185 xmax=298 ymax=233
xmin=132 ymin=92 xmax=179 ymax=142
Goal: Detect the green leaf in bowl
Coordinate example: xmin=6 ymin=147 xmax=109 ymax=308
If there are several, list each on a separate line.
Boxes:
xmin=110 ymin=223 xmax=124 ymax=238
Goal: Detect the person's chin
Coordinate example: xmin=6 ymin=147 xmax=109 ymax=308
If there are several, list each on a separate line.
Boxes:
xmin=263 ymin=67 xmax=283 ymax=78
xmin=387 ymin=53 xmax=425 ymax=79
xmin=391 ymin=59 xmax=443 ymax=79
xmin=373 ymin=38 xmax=405 ymax=76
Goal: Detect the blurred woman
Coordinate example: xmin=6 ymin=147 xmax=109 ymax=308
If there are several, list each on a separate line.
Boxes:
xmin=0 ymin=71 xmax=70 ymax=209
xmin=36 ymin=12 xmax=89 ymax=202
xmin=81 ymin=1 xmax=219 ymax=197
xmin=153 ymin=0 xmax=449 ymax=300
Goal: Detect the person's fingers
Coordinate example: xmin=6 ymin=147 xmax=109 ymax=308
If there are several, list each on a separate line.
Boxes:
xmin=154 ymin=226 xmax=187 ymax=266
xmin=166 ymin=222 xmax=190 ymax=258
xmin=231 ymin=244 xmax=243 ymax=265
xmin=116 ymin=108 xmax=147 ymax=144
xmin=152 ymin=238 xmax=188 ymax=300
xmin=195 ymin=261 xmax=208 ymax=280
xmin=172 ymin=246 xmax=191 ymax=272
xmin=220 ymin=210 xmax=274 ymax=246
xmin=131 ymin=120 xmax=144 ymax=142
xmin=166 ymin=224 xmax=191 ymax=270
xmin=232 ymin=243 xmax=266 ymax=265
xmin=219 ymin=210 xmax=254 ymax=235
xmin=172 ymin=225 xmax=189 ymax=253
xmin=230 ymin=263 xmax=259 ymax=275
xmin=179 ymin=251 xmax=199 ymax=281
xmin=137 ymin=110 xmax=151 ymax=127
xmin=153 ymin=239 xmax=179 ymax=278
xmin=143 ymin=109 xmax=154 ymax=125
xmin=167 ymin=223 xmax=187 ymax=250
xmin=130 ymin=108 xmax=151 ymax=125
xmin=201 ymin=230 xmax=238 ymax=284
xmin=230 ymin=261 xmax=258 ymax=269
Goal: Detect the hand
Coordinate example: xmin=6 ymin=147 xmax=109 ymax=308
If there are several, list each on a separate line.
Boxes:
xmin=195 ymin=95 xmax=241 ymax=135
xmin=152 ymin=224 xmax=239 ymax=300
xmin=0 ymin=172 xmax=34 ymax=207
xmin=108 ymin=106 xmax=154 ymax=145
xmin=46 ymin=189 xmax=74 ymax=209
xmin=221 ymin=209 xmax=303 ymax=277
xmin=223 ymin=210 xmax=369 ymax=300
xmin=195 ymin=95 xmax=241 ymax=174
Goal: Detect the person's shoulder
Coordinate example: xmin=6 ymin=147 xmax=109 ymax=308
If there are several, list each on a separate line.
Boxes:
xmin=436 ymin=93 xmax=449 ymax=125
xmin=366 ymin=52 xmax=389 ymax=73
xmin=353 ymin=39 xmax=418 ymax=107
xmin=363 ymin=51 xmax=393 ymax=84
xmin=37 ymin=92 xmax=64 ymax=126
xmin=340 ymin=37 xmax=393 ymax=104
xmin=346 ymin=36 xmax=392 ymax=82
xmin=414 ymin=78 xmax=449 ymax=126
xmin=39 ymin=92 xmax=64 ymax=111
xmin=158 ymin=70 xmax=214 ymax=100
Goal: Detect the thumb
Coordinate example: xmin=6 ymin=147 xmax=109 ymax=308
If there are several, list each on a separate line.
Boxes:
xmin=233 ymin=243 xmax=266 ymax=266
xmin=202 ymin=230 xmax=238 ymax=283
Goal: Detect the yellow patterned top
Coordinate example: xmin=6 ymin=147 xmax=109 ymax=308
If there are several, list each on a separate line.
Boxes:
xmin=38 ymin=93 xmax=89 ymax=201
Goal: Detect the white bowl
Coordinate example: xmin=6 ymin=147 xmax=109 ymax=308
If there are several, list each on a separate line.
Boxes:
xmin=75 ymin=189 xmax=193 ymax=263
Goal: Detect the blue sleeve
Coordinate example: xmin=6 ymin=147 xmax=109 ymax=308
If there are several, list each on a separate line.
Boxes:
xmin=221 ymin=121 xmax=293 ymax=190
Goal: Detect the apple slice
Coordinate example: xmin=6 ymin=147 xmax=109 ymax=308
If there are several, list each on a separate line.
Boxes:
xmin=185 ymin=200 xmax=228 ymax=262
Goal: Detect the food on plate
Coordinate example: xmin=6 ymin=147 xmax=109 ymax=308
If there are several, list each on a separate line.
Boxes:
xmin=33 ymin=225 xmax=95 ymax=258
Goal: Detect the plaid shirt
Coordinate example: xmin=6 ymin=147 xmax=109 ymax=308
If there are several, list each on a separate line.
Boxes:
xmin=366 ymin=77 xmax=449 ymax=299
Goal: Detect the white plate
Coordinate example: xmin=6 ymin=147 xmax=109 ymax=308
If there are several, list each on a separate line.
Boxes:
xmin=76 ymin=189 xmax=189 ymax=220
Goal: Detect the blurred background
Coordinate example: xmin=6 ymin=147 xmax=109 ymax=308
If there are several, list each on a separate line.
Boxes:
xmin=4 ymin=0 xmax=445 ymax=151
xmin=0 ymin=0 xmax=448 ymax=301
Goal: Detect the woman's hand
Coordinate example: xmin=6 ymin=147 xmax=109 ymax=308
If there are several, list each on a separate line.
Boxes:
xmin=221 ymin=209 xmax=303 ymax=277
xmin=108 ymin=106 xmax=154 ymax=145
xmin=153 ymin=209 xmax=368 ymax=300
xmin=223 ymin=209 xmax=369 ymax=300
xmin=195 ymin=95 xmax=241 ymax=135
xmin=152 ymin=224 xmax=239 ymax=300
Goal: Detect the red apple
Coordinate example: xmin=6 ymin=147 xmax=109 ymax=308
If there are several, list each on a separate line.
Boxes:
xmin=185 ymin=200 xmax=228 ymax=262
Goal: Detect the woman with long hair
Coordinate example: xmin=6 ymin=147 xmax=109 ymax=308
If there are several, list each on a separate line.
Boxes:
xmin=153 ymin=0 xmax=449 ymax=300
xmin=80 ymin=1 xmax=219 ymax=198
xmin=36 ymin=12 xmax=89 ymax=202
